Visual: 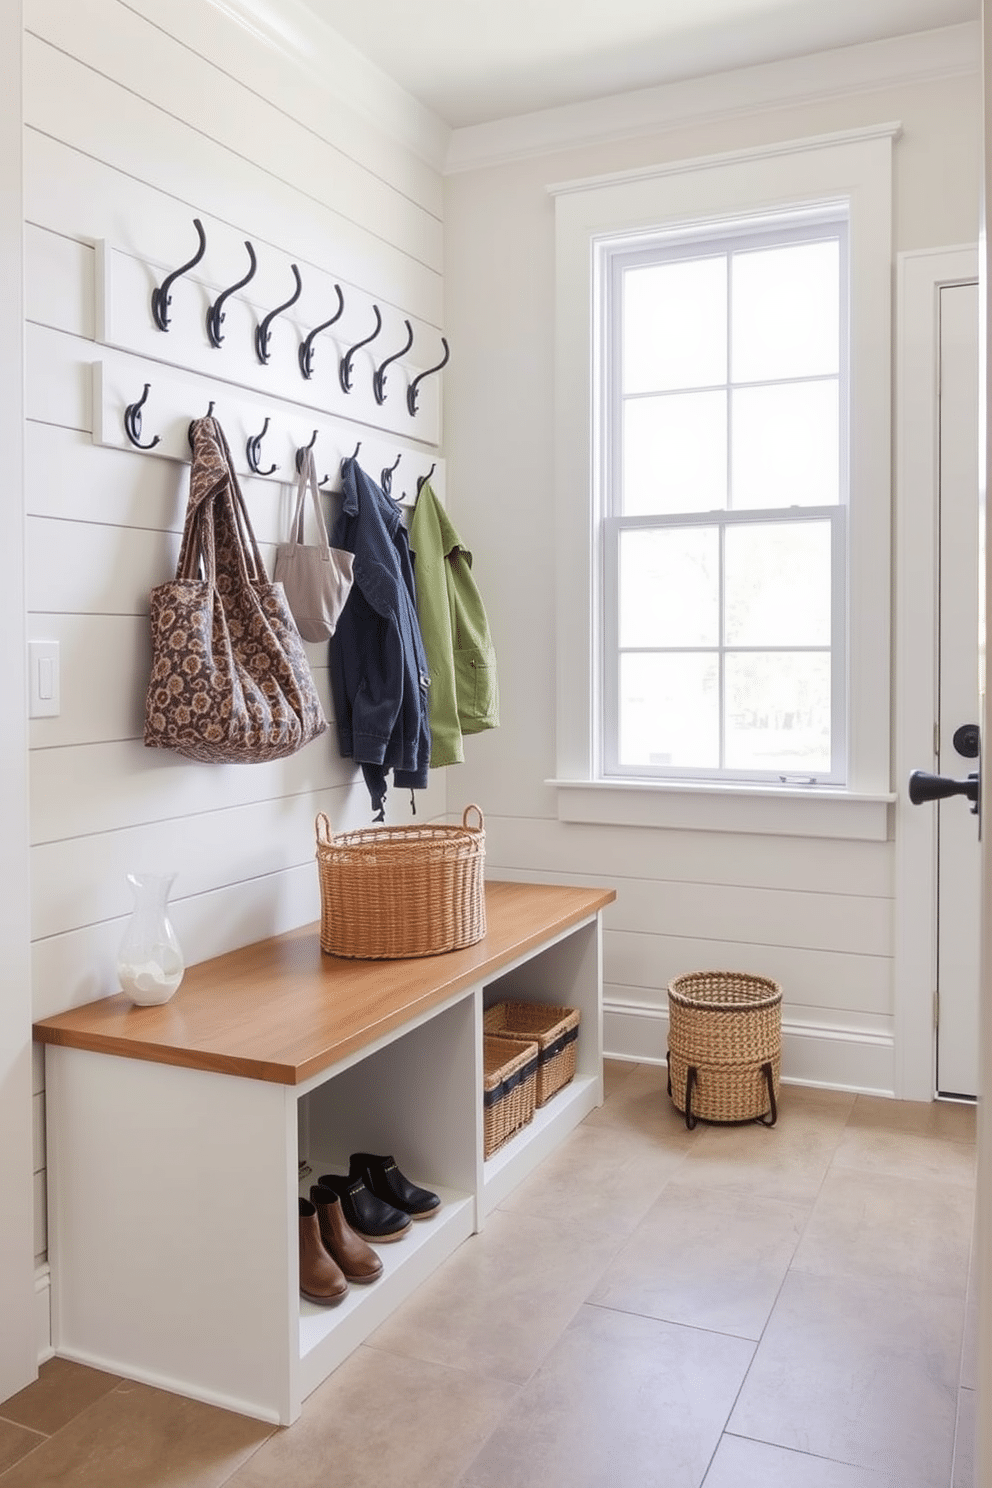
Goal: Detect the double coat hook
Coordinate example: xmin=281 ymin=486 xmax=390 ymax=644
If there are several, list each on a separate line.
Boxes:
xmin=299 ymin=285 xmax=345 ymax=379
xmin=256 ymin=265 xmax=303 ymax=364
xmin=151 ymin=219 xmax=207 ymax=332
xmin=407 ymin=337 xmax=450 ymax=416
xmin=246 ymin=417 xmax=278 ymax=476
xmin=123 ymin=384 xmax=160 ymax=449
xmin=206 ymin=241 xmax=258 ymax=349
xmin=381 ymin=452 xmax=402 ymax=497
xmin=373 ymin=320 xmax=414 ymax=405
xmin=340 ymin=306 xmax=382 ymax=394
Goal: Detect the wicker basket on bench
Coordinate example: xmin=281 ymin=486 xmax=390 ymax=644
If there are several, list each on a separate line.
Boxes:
xmin=666 ymin=970 xmax=782 ymax=1129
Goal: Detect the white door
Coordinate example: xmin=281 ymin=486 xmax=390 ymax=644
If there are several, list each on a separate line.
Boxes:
xmin=975 ymin=10 xmax=992 ymax=1481
xmin=937 ymin=278 xmax=981 ymax=1098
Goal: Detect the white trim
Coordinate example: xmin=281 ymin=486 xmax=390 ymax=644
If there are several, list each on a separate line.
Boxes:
xmin=446 ymin=25 xmax=976 ymax=174
xmin=547 ymin=122 xmax=903 ymax=197
xmin=553 ymin=128 xmax=895 ymax=837
xmin=603 ymin=999 xmax=895 ymax=1094
xmin=35 ymin=1264 xmax=53 ymax=1364
xmin=893 ymin=245 xmax=979 ymax=1101
xmin=551 ymin=779 xmax=893 ymax=839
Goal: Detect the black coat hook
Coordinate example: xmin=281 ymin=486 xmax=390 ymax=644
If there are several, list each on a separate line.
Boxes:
xmin=407 ymin=337 xmax=450 ymax=416
xmin=246 ymin=417 xmax=278 ymax=476
xmin=416 ymin=462 xmax=436 ymax=496
xmin=299 ymin=285 xmax=345 ymax=379
xmin=373 ymin=319 xmax=414 ymax=405
xmin=340 ymin=306 xmax=382 ymax=394
xmin=381 ymin=452 xmax=402 ymax=497
xmin=295 ymin=430 xmax=318 ymax=472
xmin=206 ymin=241 xmax=258 ymax=348
xmin=255 ymin=264 xmax=303 ymax=364
xmin=151 ymin=218 xmax=207 ymax=332
xmin=187 ymin=400 xmax=216 ymax=449
xmin=341 ymin=441 xmax=361 ymax=474
xmin=123 ymin=384 xmax=160 ymax=449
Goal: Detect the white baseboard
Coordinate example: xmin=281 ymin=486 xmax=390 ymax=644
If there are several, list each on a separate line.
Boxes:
xmin=604 ymin=1000 xmax=895 ymax=1097
xmin=35 ymin=1263 xmax=53 ymax=1363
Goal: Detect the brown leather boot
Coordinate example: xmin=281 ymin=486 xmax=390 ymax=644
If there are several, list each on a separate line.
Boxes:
xmin=310 ymin=1184 xmax=384 ymax=1284
xmin=299 ymin=1198 xmax=348 ymax=1305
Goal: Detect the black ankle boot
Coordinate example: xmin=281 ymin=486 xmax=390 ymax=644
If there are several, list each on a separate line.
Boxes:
xmin=315 ymin=1172 xmax=412 ymax=1242
xmin=349 ymin=1152 xmax=441 ymax=1220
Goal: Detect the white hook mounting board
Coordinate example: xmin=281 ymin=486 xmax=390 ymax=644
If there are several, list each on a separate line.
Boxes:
xmin=92 ymin=354 xmax=444 ymax=508
xmin=95 ymin=239 xmax=444 ymax=447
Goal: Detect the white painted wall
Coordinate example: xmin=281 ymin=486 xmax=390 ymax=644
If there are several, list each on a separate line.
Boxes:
xmin=0 ymin=0 xmax=41 ymax=1403
xmin=17 ymin=0 xmax=448 ymax=1366
xmin=441 ymin=40 xmax=982 ymax=1095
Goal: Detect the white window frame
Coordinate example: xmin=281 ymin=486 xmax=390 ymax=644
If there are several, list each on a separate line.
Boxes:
xmin=601 ymin=213 xmax=849 ymax=786
xmin=549 ymin=125 xmax=899 ymax=839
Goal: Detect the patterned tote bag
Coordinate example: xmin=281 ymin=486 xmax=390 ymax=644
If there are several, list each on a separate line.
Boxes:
xmin=143 ymin=416 xmax=327 ymax=763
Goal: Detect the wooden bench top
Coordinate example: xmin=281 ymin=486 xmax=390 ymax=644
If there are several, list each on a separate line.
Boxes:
xmin=33 ymin=880 xmax=615 ymax=1085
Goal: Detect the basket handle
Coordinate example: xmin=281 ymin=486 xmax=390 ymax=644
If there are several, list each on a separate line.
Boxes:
xmin=315 ymin=812 xmax=334 ymax=847
xmin=462 ymin=803 xmax=484 ymax=831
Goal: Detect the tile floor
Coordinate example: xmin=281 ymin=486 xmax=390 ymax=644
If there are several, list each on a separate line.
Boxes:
xmin=0 ymin=1061 xmax=979 ymax=1488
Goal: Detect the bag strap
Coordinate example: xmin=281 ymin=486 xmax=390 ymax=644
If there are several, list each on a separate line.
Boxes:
xmin=179 ymin=417 xmax=272 ymax=590
xmin=290 ymin=448 xmax=331 ymax=548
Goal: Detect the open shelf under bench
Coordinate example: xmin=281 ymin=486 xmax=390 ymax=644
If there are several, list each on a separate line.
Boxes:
xmin=33 ymin=879 xmax=615 ymax=1423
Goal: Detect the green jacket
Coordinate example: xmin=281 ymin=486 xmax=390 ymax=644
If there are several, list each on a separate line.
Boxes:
xmin=408 ymin=481 xmax=499 ymax=768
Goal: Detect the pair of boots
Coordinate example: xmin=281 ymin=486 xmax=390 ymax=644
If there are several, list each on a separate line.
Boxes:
xmin=298 ymin=1153 xmax=441 ymax=1307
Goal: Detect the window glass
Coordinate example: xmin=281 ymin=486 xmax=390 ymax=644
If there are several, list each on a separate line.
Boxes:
xmin=622 ymin=391 xmax=727 ymax=514
xmin=724 ymin=652 xmax=832 ymax=772
xmin=623 ymin=256 xmax=727 ymax=393
xmin=731 ymin=381 xmax=839 ymax=508
xmin=732 ymin=240 xmax=840 ymax=382
xmin=619 ymin=652 xmax=720 ymax=769
xmin=724 ymin=521 xmax=832 ymax=647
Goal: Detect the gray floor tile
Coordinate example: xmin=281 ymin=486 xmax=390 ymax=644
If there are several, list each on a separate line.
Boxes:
xmin=830 ymin=1125 xmax=977 ymax=1187
xmin=791 ymin=1166 xmax=974 ymax=1298
xmin=702 ymin=1434 xmax=903 ymax=1486
xmin=496 ymin=1118 xmax=692 ymax=1237
xmin=728 ymin=1271 xmax=962 ymax=1487
xmin=366 ymin=1207 xmax=622 ymax=1383
xmin=589 ymin=1181 xmax=808 ymax=1338
xmin=460 ymin=1303 xmax=754 ymax=1488
xmin=228 ymin=1349 xmax=517 ymax=1488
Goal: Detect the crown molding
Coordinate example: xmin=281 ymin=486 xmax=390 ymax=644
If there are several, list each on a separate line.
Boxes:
xmin=204 ymin=0 xmax=450 ymax=171
xmin=546 ymin=120 xmax=902 ymax=198
xmin=445 ymin=22 xmax=978 ymax=175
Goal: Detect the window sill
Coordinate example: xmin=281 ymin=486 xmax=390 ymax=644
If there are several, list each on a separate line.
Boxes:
xmin=548 ymin=778 xmax=895 ymax=840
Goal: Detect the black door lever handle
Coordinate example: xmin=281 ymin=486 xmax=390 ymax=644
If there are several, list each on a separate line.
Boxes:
xmin=908 ymin=769 xmax=979 ymax=810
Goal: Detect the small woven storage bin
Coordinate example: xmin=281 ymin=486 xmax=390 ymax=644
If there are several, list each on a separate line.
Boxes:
xmin=667 ymin=970 xmax=782 ymax=1129
xmin=315 ymin=805 xmax=485 ymax=959
xmin=483 ymin=1034 xmax=538 ymax=1157
xmin=484 ymin=1002 xmax=580 ymax=1107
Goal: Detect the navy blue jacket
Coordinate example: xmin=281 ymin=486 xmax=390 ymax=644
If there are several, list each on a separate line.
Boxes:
xmin=329 ymin=458 xmax=431 ymax=817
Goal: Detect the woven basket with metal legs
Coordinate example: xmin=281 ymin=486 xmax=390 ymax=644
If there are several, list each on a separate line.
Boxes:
xmin=666 ymin=970 xmax=782 ymax=1130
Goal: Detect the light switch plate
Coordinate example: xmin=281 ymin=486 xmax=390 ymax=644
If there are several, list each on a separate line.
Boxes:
xmin=28 ymin=641 xmax=60 ymax=718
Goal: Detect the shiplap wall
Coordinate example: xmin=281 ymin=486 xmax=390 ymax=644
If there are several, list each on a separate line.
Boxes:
xmin=441 ymin=64 xmax=982 ymax=1096
xmin=23 ymin=0 xmax=448 ymax=1315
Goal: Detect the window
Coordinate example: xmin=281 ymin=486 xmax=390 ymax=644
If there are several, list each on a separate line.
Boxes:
xmin=551 ymin=126 xmax=896 ymax=836
xmin=601 ymin=214 xmax=848 ymax=785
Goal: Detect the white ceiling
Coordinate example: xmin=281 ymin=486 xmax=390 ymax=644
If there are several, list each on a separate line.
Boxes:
xmin=295 ymin=0 xmax=977 ymax=128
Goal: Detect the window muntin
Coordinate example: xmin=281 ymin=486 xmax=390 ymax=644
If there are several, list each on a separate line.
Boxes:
xmin=602 ymin=214 xmax=849 ymax=784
